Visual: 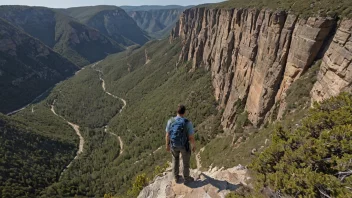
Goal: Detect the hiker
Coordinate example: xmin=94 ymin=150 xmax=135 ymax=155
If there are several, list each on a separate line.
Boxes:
xmin=165 ymin=104 xmax=196 ymax=183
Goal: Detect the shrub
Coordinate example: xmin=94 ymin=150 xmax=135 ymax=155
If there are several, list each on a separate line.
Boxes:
xmin=127 ymin=173 xmax=150 ymax=197
xmin=250 ymin=93 xmax=352 ymax=197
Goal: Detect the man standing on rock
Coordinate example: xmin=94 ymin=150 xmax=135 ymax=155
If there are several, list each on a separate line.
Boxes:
xmin=166 ymin=104 xmax=196 ymax=183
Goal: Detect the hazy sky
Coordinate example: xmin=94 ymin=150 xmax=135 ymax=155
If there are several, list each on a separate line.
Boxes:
xmin=0 ymin=0 xmax=225 ymax=8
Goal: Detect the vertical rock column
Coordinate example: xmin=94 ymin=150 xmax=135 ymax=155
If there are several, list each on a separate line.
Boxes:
xmin=311 ymin=19 xmax=352 ymax=102
xmin=275 ymin=17 xmax=335 ymax=119
xmin=221 ymin=9 xmax=261 ymax=130
xmin=245 ymin=12 xmax=296 ymax=127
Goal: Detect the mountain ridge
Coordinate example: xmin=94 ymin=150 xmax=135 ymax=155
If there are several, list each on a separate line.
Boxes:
xmin=0 ymin=5 xmax=125 ymax=66
xmin=60 ymin=5 xmax=150 ymax=46
xmin=0 ymin=17 xmax=78 ymax=113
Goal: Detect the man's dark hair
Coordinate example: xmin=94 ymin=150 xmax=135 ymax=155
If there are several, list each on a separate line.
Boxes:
xmin=177 ymin=104 xmax=186 ymax=115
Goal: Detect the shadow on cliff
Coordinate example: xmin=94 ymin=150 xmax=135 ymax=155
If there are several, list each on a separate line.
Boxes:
xmin=183 ymin=173 xmax=241 ymax=192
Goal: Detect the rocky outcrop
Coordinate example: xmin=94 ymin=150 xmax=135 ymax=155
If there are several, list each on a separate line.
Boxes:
xmin=171 ymin=7 xmax=351 ymax=130
xmin=311 ymin=19 xmax=352 ymax=102
xmin=138 ymin=165 xmax=249 ymax=198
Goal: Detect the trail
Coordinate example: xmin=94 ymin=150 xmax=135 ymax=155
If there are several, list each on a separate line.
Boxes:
xmin=50 ymin=100 xmax=84 ymax=178
xmin=196 ymin=147 xmax=205 ymax=170
xmin=92 ymin=63 xmax=126 ymax=155
xmin=6 ymin=64 xmax=86 ymax=116
xmin=104 ymin=126 xmax=124 ymax=155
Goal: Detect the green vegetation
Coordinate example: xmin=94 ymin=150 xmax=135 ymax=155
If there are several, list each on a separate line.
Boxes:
xmin=0 ymin=18 xmax=77 ymax=114
xmin=0 ymin=5 xmax=124 ymax=67
xmin=250 ymin=93 xmax=352 ymax=197
xmin=126 ymin=9 xmax=185 ymax=39
xmin=14 ymin=104 xmax=79 ymax=144
xmin=59 ymin=5 xmax=119 ymax=24
xmin=200 ymin=59 xmax=323 ymax=169
xmin=47 ymin=67 xmax=124 ymax=128
xmin=0 ymin=108 xmax=77 ymax=197
xmin=60 ymin=5 xmax=150 ymax=46
xmin=23 ymin=38 xmax=218 ymax=197
xmin=41 ymin=127 xmax=121 ymax=197
xmin=127 ymin=163 xmax=168 ymax=197
xmin=207 ymin=0 xmax=352 ymax=18
xmin=102 ymin=39 xmax=217 ymax=195
xmin=284 ymin=60 xmax=321 ymax=116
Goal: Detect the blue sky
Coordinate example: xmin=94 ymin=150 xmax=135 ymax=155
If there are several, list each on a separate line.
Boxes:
xmin=0 ymin=0 xmax=225 ymax=8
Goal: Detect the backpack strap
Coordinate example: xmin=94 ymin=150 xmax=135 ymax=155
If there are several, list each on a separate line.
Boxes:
xmin=169 ymin=117 xmax=176 ymax=133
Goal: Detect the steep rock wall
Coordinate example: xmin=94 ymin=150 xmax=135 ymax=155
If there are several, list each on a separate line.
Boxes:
xmin=171 ymin=7 xmax=351 ymax=131
xmin=311 ymin=19 xmax=352 ymax=102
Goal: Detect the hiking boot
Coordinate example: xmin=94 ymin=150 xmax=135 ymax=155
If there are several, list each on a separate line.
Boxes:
xmin=184 ymin=176 xmax=194 ymax=184
xmin=174 ymin=175 xmax=182 ymax=183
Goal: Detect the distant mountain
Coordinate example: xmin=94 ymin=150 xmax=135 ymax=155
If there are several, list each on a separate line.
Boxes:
xmin=120 ymin=5 xmax=193 ymax=11
xmin=0 ymin=18 xmax=78 ymax=114
xmin=59 ymin=5 xmax=150 ymax=46
xmin=122 ymin=6 xmax=193 ymax=38
xmin=0 ymin=5 xmax=124 ymax=66
xmin=127 ymin=9 xmax=184 ymax=38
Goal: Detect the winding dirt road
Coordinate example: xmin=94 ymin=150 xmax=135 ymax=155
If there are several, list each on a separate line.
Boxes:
xmin=92 ymin=64 xmax=126 ymax=155
xmin=50 ymin=100 xmax=84 ymax=178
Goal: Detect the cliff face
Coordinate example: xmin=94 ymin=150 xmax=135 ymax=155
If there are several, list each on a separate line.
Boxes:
xmin=311 ymin=19 xmax=352 ymax=102
xmin=171 ymin=8 xmax=352 ymax=130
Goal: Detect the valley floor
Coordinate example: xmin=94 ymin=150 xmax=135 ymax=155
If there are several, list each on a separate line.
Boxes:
xmin=92 ymin=63 xmax=126 ymax=154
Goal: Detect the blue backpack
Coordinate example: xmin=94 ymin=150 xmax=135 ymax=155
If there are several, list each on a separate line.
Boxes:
xmin=169 ymin=117 xmax=189 ymax=149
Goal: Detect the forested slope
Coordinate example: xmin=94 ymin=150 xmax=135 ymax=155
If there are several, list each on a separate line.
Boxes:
xmin=33 ymin=38 xmax=220 ymax=197
xmin=60 ymin=5 xmax=149 ymax=46
xmin=46 ymin=66 xmax=124 ymax=129
xmin=0 ymin=18 xmax=78 ymax=114
xmin=126 ymin=8 xmax=185 ymax=38
xmin=0 ymin=107 xmax=77 ymax=197
xmin=0 ymin=5 xmax=124 ymax=67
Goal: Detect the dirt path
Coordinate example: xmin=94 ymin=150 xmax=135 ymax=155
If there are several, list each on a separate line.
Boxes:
xmin=50 ymin=101 xmax=84 ymax=178
xmin=92 ymin=63 xmax=126 ymax=155
xmin=195 ymin=147 xmax=205 ymax=170
xmin=7 ymin=63 xmax=87 ymax=116
xmin=118 ymin=136 xmax=124 ymax=154
xmin=104 ymin=126 xmax=124 ymax=155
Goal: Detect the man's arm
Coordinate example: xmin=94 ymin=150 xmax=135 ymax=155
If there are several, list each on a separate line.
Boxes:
xmin=166 ymin=132 xmax=170 ymax=152
xmin=165 ymin=119 xmax=171 ymax=152
xmin=186 ymin=121 xmax=196 ymax=152
xmin=188 ymin=134 xmax=196 ymax=153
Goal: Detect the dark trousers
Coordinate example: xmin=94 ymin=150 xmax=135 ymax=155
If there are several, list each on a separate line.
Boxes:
xmin=171 ymin=147 xmax=191 ymax=178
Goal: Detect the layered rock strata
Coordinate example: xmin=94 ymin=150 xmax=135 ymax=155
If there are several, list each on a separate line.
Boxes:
xmin=311 ymin=19 xmax=352 ymax=102
xmin=171 ymin=8 xmax=351 ymax=130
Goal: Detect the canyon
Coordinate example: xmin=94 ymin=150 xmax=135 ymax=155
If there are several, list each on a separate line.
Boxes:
xmin=171 ymin=7 xmax=352 ymax=130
